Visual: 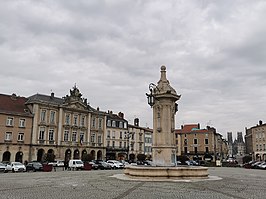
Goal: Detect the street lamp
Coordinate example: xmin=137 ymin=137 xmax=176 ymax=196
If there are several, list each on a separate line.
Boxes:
xmin=146 ymin=83 xmax=159 ymax=107
xmin=126 ymin=132 xmax=132 ymax=161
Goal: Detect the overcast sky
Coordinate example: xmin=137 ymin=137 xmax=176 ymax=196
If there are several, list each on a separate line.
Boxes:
xmin=1 ymin=0 xmax=266 ymax=139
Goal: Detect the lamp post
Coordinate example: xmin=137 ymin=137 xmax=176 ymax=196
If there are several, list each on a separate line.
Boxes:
xmin=126 ymin=131 xmax=132 ymax=161
xmin=146 ymin=83 xmax=158 ymax=107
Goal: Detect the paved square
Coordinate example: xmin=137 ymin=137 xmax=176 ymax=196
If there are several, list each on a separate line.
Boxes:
xmin=0 ymin=167 xmax=265 ymax=199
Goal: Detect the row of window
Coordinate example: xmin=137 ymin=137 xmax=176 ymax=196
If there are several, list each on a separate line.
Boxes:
xmin=255 ymin=132 xmax=265 ymax=139
xmin=40 ymin=110 xmax=56 ymax=123
xmin=106 ymin=141 xmax=144 ymax=152
xmin=145 ymin=146 xmax=152 ymax=153
xmin=39 ymin=127 xmax=103 ymax=144
xmin=184 ymin=146 xmax=209 ymax=154
xmin=4 ymin=132 xmax=24 ymax=141
xmin=107 ymin=119 xmax=127 ymax=129
xmin=107 ymin=140 xmax=127 ymax=148
xmin=40 ymin=110 xmax=90 ymax=127
xmin=256 ymin=144 xmax=266 ymax=151
xmin=179 ymin=138 xmax=209 ymax=145
xmin=106 ymin=131 xmax=140 ymax=140
xmin=40 ymin=110 xmax=105 ymax=130
xmin=6 ymin=117 xmax=26 ymax=127
xmin=145 ymin=137 xmax=152 ymax=143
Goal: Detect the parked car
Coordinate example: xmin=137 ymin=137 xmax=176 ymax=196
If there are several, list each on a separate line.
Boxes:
xmin=94 ymin=160 xmax=111 ymax=170
xmin=257 ymin=162 xmax=266 ymax=169
xmin=97 ymin=161 xmax=112 ymax=170
xmin=0 ymin=163 xmax=6 ymax=173
xmin=26 ymin=162 xmax=43 ymax=172
xmin=9 ymin=162 xmax=26 ymax=172
xmin=259 ymin=162 xmax=266 ymax=169
xmin=243 ymin=161 xmax=256 ymax=169
xmin=107 ymin=160 xmax=124 ymax=169
xmin=251 ymin=161 xmax=262 ymax=169
xmin=89 ymin=161 xmax=99 ymax=170
xmin=68 ymin=160 xmax=84 ymax=170
xmin=2 ymin=162 xmax=12 ymax=172
xmin=55 ymin=160 xmax=64 ymax=167
xmin=119 ymin=160 xmax=129 ymax=166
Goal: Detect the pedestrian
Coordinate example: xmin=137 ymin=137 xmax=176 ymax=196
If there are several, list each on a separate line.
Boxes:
xmin=64 ymin=161 xmax=69 ymax=171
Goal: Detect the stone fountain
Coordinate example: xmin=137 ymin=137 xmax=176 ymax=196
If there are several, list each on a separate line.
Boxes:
xmin=124 ymin=66 xmax=208 ymax=180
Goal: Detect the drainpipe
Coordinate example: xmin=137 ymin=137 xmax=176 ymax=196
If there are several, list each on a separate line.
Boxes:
xmin=29 ymin=113 xmax=34 ymax=162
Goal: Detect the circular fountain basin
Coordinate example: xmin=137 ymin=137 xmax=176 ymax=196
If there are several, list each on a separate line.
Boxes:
xmin=124 ymin=165 xmax=209 ymax=180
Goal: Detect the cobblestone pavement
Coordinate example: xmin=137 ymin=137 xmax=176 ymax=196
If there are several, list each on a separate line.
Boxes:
xmin=0 ymin=167 xmax=265 ymax=199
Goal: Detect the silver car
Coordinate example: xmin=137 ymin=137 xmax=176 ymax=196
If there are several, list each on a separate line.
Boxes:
xmin=0 ymin=163 xmax=6 ymax=173
xmin=9 ymin=162 xmax=26 ymax=172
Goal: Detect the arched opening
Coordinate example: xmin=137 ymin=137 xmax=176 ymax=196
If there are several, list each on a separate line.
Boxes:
xmin=118 ymin=153 xmax=126 ymax=160
xmin=45 ymin=149 xmax=55 ymax=162
xmin=47 ymin=149 xmax=54 ymax=154
xmin=65 ymin=149 xmax=71 ymax=162
xmin=106 ymin=152 xmax=116 ymax=160
xmin=37 ymin=149 xmax=45 ymax=162
xmin=81 ymin=150 xmax=87 ymax=161
xmin=73 ymin=149 xmax=80 ymax=159
xmin=97 ymin=150 xmax=102 ymax=160
xmin=2 ymin=151 xmax=11 ymax=162
xmin=129 ymin=154 xmax=135 ymax=162
xmin=90 ymin=150 xmax=96 ymax=160
xmin=256 ymin=154 xmax=261 ymax=161
xmin=15 ymin=151 xmax=23 ymax=163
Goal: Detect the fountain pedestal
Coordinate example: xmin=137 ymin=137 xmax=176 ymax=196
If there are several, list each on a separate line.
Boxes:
xmin=124 ymin=66 xmax=208 ymax=180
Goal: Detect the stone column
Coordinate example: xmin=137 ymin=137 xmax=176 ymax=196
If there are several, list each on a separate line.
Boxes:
xmin=152 ymin=66 xmax=180 ymax=166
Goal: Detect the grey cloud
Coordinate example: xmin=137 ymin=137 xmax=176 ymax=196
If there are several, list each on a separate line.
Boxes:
xmin=1 ymin=0 xmax=266 ymax=136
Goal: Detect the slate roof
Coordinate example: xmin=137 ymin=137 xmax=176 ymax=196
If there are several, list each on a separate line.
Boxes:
xmin=26 ymin=93 xmax=64 ymax=105
xmin=0 ymin=93 xmax=32 ymax=116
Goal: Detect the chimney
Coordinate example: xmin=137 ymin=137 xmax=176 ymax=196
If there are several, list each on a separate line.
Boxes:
xmin=134 ymin=118 xmax=139 ymax=126
xmin=11 ymin=93 xmax=17 ymax=100
xmin=118 ymin=112 xmax=124 ymax=119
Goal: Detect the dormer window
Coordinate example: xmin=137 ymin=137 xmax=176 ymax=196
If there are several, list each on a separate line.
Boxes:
xmin=112 ymin=121 xmax=116 ymax=127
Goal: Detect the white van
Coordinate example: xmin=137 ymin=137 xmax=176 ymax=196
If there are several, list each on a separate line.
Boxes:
xmin=68 ymin=160 xmax=84 ymax=170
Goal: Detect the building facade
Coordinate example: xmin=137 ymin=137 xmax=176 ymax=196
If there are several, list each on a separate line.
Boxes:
xmin=105 ymin=111 xmax=128 ymax=160
xmin=25 ymin=86 xmax=106 ymax=163
xmin=127 ymin=118 xmax=153 ymax=162
xmin=0 ymin=89 xmax=153 ymax=164
xmin=0 ymin=94 xmax=33 ymax=163
xmin=245 ymin=120 xmax=266 ymax=161
xmin=175 ymin=124 xmax=228 ymax=162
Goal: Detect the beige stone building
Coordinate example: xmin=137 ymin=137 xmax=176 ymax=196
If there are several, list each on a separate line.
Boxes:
xmin=0 ymin=93 xmax=33 ymax=163
xmin=127 ymin=118 xmax=153 ymax=162
xmin=105 ymin=111 xmax=128 ymax=160
xmin=175 ymin=124 xmax=228 ymax=162
xmin=25 ymin=86 xmax=106 ymax=162
xmin=245 ymin=120 xmax=266 ymax=161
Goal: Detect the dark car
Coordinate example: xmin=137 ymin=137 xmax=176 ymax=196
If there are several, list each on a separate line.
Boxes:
xmin=26 ymin=162 xmax=43 ymax=172
xmin=94 ymin=160 xmax=112 ymax=170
